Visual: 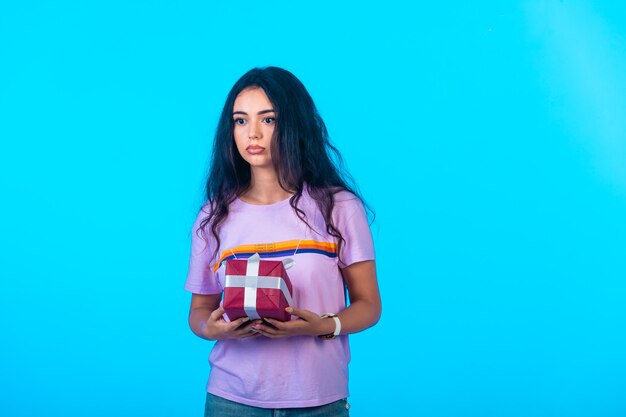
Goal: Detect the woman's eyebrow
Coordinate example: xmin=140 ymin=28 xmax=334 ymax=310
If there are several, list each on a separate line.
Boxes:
xmin=232 ymin=109 xmax=275 ymax=115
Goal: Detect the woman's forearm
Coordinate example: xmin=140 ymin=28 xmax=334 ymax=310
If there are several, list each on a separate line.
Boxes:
xmin=189 ymin=307 xmax=214 ymax=340
xmin=335 ymin=260 xmax=382 ymax=336
xmin=188 ymin=293 xmax=223 ymax=340
xmin=335 ymin=298 xmax=382 ymax=335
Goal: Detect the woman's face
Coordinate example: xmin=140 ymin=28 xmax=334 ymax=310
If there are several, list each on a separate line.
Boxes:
xmin=232 ymin=87 xmax=277 ymax=169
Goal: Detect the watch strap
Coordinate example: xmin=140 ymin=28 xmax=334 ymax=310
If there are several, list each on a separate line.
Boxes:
xmin=319 ymin=314 xmax=341 ymax=339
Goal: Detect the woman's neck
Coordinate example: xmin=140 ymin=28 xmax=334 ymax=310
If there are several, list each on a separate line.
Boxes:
xmin=241 ymin=168 xmax=294 ymax=205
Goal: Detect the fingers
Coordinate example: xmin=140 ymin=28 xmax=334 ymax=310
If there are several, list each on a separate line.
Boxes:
xmin=230 ymin=316 xmax=251 ymax=330
xmin=240 ymin=331 xmax=261 ymax=338
xmin=245 ymin=318 xmax=281 ymax=338
xmin=238 ymin=325 xmax=262 ymax=338
xmin=206 ymin=310 xmax=260 ymax=340
xmin=218 ymin=314 xmax=318 ymax=339
xmin=253 ymin=325 xmax=284 ymax=338
xmin=262 ymin=317 xmax=284 ymax=330
xmin=255 ymin=317 xmax=307 ymax=338
xmin=231 ymin=320 xmax=262 ymax=338
xmin=285 ymin=306 xmax=318 ymax=322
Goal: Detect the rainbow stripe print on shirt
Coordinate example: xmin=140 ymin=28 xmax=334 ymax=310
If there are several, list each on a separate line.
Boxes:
xmin=212 ymin=239 xmax=337 ymax=272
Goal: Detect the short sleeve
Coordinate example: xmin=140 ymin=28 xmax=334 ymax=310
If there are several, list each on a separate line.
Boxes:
xmin=184 ymin=207 xmax=223 ymax=294
xmin=333 ymin=192 xmax=375 ymax=269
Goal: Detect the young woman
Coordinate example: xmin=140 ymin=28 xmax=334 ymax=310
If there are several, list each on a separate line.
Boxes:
xmin=185 ymin=66 xmax=381 ymax=416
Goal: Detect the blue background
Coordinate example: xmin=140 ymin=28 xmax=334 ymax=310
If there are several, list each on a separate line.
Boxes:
xmin=1 ymin=1 xmax=625 ymax=416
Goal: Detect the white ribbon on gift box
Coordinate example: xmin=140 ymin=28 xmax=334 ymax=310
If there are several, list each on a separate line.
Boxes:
xmin=224 ymin=253 xmax=294 ymax=319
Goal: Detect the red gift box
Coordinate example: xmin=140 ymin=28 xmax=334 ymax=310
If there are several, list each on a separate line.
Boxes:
xmin=223 ymin=253 xmax=294 ymax=322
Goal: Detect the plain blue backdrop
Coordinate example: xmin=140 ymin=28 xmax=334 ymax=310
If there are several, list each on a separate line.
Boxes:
xmin=1 ymin=1 xmax=625 ymax=416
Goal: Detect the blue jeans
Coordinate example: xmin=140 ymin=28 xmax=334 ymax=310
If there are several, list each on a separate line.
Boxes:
xmin=204 ymin=393 xmax=350 ymax=417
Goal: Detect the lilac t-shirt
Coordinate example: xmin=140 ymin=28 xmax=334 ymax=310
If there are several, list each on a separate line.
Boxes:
xmin=184 ymin=187 xmax=374 ymax=408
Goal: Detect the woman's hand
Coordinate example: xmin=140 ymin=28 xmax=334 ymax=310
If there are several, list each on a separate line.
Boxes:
xmin=201 ymin=306 xmax=262 ymax=340
xmin=252 ymin=307 xmax=335 ymax=338
xmin=252 ymin=260 xmax=382 ymax=339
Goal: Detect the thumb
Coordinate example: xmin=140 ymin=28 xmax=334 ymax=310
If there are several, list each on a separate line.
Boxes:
xmin=210 ymin=305 xmax=225 ymax=321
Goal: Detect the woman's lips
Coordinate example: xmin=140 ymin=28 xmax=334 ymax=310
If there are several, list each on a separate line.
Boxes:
xmin=246 ymin=146 xmax=265 ymax=155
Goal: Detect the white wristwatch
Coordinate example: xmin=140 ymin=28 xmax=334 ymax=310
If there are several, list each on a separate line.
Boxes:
xmin=318 ymin=313 xmax=341 ymax=340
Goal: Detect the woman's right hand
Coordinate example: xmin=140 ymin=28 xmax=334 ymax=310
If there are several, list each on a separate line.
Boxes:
xmin=202 ymin=306 xmax=262 ymax=340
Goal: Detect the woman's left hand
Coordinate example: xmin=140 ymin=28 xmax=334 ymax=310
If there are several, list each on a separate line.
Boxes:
xmin=252 ymin=306 xmax=334 ymax=338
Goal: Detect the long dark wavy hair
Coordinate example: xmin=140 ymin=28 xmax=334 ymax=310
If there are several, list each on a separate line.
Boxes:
xmin=198 ymin=66 xmax=372 ymax=264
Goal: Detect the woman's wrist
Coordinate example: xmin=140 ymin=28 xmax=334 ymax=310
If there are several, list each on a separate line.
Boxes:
xmin=317 ymin=314 xmax=341 ymax=338
xmin=318 ymin=317 xmax=336 ymax=336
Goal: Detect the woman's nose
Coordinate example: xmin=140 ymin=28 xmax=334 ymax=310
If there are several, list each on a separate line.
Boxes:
xmin=248 ymin=121 xmax=261 ymax=139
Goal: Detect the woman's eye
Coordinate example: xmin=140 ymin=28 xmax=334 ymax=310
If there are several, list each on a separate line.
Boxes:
xmin=263 ymin=117 xmax=276 ymax=124
xmin=234 ymin=118 xmax=246 ymax=125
